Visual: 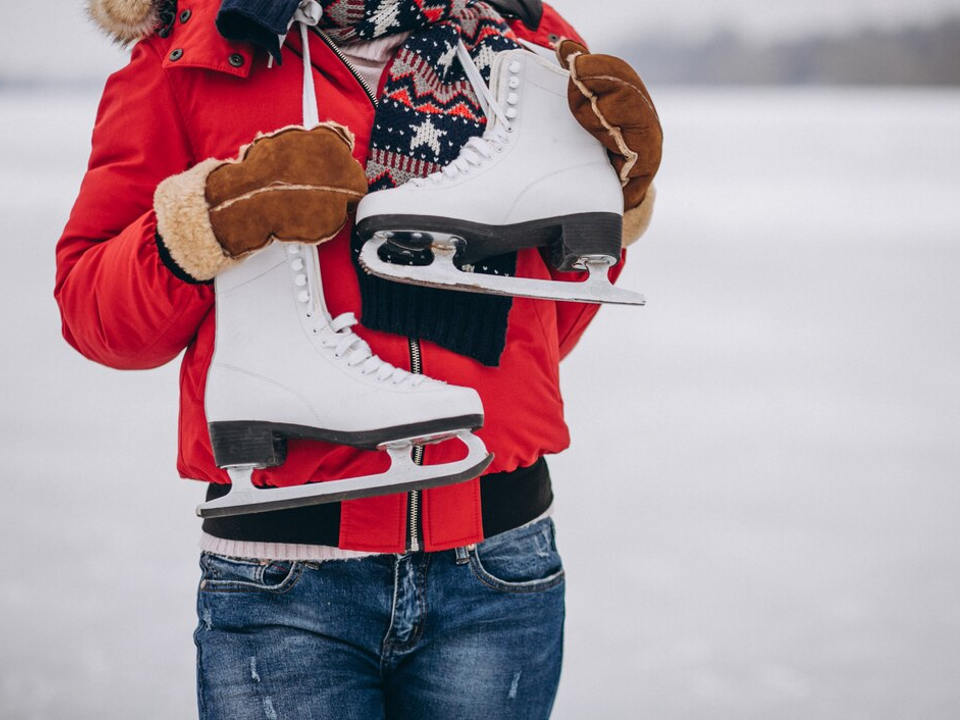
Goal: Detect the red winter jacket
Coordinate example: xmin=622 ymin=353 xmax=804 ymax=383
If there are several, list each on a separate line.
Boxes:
xmin=55 ymin=0 xmax=620 ymax=553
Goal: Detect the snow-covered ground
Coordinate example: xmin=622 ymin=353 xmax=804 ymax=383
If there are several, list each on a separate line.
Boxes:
xmin=1 ymin=86 xmax=958 ymax=719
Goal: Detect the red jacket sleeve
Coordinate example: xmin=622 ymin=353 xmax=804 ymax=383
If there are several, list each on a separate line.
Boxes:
xmin=54 ymin=40 xmax=214 ymax=370
xmin=549 ymin=252 xmax=626 ymax=359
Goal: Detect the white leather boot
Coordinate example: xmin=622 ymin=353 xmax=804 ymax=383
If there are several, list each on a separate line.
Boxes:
xmin=356 ymin=46 xmax=644 ymax=306
xmin=197 ymin=240 xmax=492 ymax=518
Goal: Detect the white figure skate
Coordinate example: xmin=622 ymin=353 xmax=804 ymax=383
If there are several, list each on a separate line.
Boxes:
xmin=196 ymin=240 xmax=493 ymax=518
xmin=356 ymin=46 xmax=644 ymax=306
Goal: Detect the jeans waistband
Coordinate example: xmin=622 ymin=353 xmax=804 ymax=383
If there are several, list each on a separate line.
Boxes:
xmin=201 ymin=457 xmax=553 ymax=548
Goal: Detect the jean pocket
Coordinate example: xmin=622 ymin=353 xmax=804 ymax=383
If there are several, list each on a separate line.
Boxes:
xmin=199 ymin=552 xmax=303 ymax=594
xmin=469 ymin=518 xmax=565 ymax=593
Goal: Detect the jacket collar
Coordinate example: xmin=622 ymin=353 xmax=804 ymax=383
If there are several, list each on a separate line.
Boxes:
xmin=88 ymin=0 xmax=254 ymax=77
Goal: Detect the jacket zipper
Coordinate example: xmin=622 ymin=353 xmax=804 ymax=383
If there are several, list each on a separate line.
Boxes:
xmin=311 ymin=29 xmax=423 ymax=552
xmin=310 ymin=28 xmax=379 ymax=105
xmin=407 ymin=338 xmax=425 ymax=552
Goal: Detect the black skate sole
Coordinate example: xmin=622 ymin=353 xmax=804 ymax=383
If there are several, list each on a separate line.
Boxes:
xmin=356 ymin=212 xmax=622 ymax=272
xmin=209 ymin=415 xmax=483 ymax=469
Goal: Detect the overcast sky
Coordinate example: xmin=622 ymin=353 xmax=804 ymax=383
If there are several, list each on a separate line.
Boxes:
xmin=3 ymin=0 xmax=959 ymax=80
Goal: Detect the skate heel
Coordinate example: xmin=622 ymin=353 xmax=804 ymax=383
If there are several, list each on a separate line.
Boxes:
xmin=209 ymin=422 xmax=288 ymax=469
xmin=550 ymin=212 xmax=623 ymax=272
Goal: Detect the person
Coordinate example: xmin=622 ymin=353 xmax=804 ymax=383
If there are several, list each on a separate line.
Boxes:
xmin=56 ymin=0 xmax=661 ymax=717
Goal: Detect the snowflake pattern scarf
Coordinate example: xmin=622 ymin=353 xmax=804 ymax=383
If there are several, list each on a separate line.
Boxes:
xmin=321 ymin=0 xmax=523 ymax=366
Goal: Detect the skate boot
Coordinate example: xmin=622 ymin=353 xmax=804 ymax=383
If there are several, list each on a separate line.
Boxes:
xmin=197 ymin=240 xmax=493 ymax=518
xmin=356 ymin=46 xmax=644 ymax=306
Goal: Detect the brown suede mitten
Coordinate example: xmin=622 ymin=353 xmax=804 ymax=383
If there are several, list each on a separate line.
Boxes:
xmin=558 ymin=40 xmax=662 ymax=244
xmin=154 ymin=123 xmax=369 ymax=281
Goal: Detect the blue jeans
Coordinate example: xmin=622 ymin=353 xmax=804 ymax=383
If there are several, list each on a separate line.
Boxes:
xmin=194 ymin=518 xmax=565 ymax=719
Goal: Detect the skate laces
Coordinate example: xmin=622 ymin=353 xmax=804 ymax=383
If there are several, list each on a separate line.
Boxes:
xmin=410 ymin=43 xmax=516 ymax=188
xmin=290 ymin=244 xmax=421 ymax=386
xmin=322 ymin=313 xmax=425 ymax=386
xmin=415 ymin=129 xmax=512 ymax=186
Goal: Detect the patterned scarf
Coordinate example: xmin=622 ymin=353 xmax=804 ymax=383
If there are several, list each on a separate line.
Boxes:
xmin=218 ymin=0 xmax=524 ymax=365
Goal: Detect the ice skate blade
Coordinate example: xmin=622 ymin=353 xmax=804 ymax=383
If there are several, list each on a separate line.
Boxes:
xmin=360 ymin=236 xmax=646 ymax=306
xmin=196 ymin=431 xmax=493 ymax=518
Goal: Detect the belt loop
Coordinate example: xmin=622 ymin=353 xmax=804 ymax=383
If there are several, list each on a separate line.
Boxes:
xmin=454 ymin=545 xmax=470 ymax=565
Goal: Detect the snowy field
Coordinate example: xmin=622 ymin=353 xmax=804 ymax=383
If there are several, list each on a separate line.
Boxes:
xmin=1 ymin=85 xmax=959 ymax=719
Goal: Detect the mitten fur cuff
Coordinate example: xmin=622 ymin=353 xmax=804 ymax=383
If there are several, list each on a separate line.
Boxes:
xmin=154 ymin=158 xmax=238 ymax=282
xmin=622 ymin=184 xmax=656 ymax=248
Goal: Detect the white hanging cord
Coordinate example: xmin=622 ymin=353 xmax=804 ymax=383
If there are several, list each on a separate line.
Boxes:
xmin=293 ymin=0 xmax=324 ymax=127
xmin=299 ymin=23 xmax=319 ymax=127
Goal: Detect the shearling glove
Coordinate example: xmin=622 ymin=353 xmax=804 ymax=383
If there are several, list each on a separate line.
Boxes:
xmin=557 ymin=40 xmax=662 ymax=247
xmin=154 ymin=123 xmax=368 ymax=281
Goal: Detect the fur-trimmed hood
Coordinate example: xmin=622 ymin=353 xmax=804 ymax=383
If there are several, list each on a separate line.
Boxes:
xmin=88 ymin=0 xmax=163 ymax=44
xmin=88 ymin=0 xmax=545 ymax=44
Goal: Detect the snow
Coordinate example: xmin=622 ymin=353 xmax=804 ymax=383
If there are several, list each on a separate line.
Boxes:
xmin=2 ymin=86 xmax=959 ymax=718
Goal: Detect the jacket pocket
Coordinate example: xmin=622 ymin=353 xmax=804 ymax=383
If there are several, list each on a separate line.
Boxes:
xmin=199 ymin=552 xmax=303 ymax=594
xmin=469 ymin=518 xmax=565 ymax=593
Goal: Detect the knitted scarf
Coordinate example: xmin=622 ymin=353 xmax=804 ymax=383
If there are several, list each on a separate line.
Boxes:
xmin=218 ymin=0 xmax=524 ymax=366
